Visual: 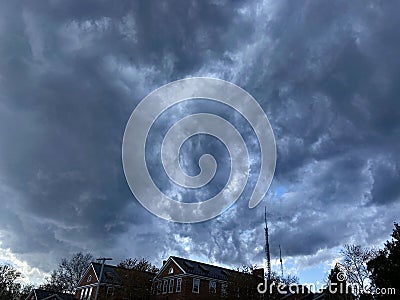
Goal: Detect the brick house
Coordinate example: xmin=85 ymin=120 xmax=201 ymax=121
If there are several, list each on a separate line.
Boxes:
xmin=25 ymin=289 xmax=74 ymax=300
xmin=75 ymin=262 xmax=154 ymax=300
xmin=151 ymin=256 xmax=264 ymax=300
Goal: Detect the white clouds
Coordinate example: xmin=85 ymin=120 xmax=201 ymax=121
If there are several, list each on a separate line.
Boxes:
xmin=117 ymin=14 xmax=137 ymax=42
xmin=102 ymin=55 xmax=163 ymax=97
xmin=59 ymin=17 xmax=112 ymax=53
xmin=0 ymin=242 xmax=49 ymax=286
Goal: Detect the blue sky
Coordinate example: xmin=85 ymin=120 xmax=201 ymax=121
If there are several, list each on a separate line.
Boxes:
xmin=0 ymin=0 xmax=400 ymax=287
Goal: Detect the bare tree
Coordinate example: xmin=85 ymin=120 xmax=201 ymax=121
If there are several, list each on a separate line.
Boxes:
xmin=338 ymin=245 xmax=376 ymax=297
xmin=0 ymin=264 xmax=22 ymax=300
xmin=118 ymin=258 xmax=159 ymax=273
xmin=42 ymin=252 xmax=94 ymax=293
xmin=271 ymin=271 xmax=299 ymax=286
xmin=19 ymin=284 xmax=35 ymax=300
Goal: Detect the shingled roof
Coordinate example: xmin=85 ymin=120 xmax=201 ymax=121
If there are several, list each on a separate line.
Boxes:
xmin=169 ymin=256 xmax=263 ymax=282
xmin=25 ymin=289 xmax=74 ymax=300
xmin=91 ymin=262 xmax=122 ymax=285
xmin=84 ymin=262 xmax=155 ymax=286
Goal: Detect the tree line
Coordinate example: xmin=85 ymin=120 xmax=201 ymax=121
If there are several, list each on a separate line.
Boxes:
xmin=0 ymin=222 xmax=398 ymax=300
xmin=0 ymin=253 xmax=158 ymax=300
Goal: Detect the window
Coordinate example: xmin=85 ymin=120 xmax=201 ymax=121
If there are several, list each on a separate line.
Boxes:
xmin=87 ymin=275 xmax=92 ymax=283
xmin=107 ymin=287 xmax=114 ymax=296
xmin=168 ymin=267 xmax=174 ymax=274
xmin=168 ymin=279 xmax=174 ymax=293
xmin=157 ymin=281 xmax=162 ymax=295
xmin=163 ymin=280 xmax=168 ymax=294
xmin=176 ymin=278 xmax=182 ymax=292
xmin=209 ymin=281 xmax=216 ymax=293
xmin=221 ymin=284 xmax=227 ymax=297
xmin=192 ymin=278 xmax=200 ymax=293
xmin=80 ymin=288 xmax=85 ymax=300
xmin=87 ymin=287 xmax=92 ymax=299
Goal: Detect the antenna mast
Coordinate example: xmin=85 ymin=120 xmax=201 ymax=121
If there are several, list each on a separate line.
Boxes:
xmin=279 ymin=244 xmax=284 ymax=278
xmin=264 ymin=206 xmax=271 ymax=281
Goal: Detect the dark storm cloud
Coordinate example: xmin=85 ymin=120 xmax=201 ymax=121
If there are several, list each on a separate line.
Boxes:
xmin=262 ymin=0 xmax=400 ymax=210
xmin=241 ymin=0 xmax=400 ymax=259
xmin=0 ymin=0 xmax=256 ymax=271
xmin=0 ymin=0 xmax=399 ymax=280
xmin=159 ymin=0 xmax=400 ymax=266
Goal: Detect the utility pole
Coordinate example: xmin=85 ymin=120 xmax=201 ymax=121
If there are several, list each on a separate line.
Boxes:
xmin=94 ymin=257 xmax=112 ymax=300
xmin=279 ymin=244 xmax=284 ymax=279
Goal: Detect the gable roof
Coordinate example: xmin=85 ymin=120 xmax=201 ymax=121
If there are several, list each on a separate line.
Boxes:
xmin=25 ymin=289 xmax=74 ymax=300
xmin=161 ymin=256 xmax=262 ymax=282
xmin=78 ymin=262 xmax=156 ymax=288
xmin=42 ymin=294 xmax=74 ymax=300
xmin=76 ymin=263 xmax=98 ymax=287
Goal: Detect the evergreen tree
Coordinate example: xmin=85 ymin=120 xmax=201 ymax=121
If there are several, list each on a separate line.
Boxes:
xmin=367 ymin=223 xmax=400 ymax=300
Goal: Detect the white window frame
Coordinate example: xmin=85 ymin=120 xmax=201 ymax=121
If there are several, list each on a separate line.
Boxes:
xmin=87 ymin=287 xmax=92 ymax=299
xmin=221 ymin=283 xmax=227 ymax=297
xmin=80 ymin=288 xmax=85 ymax=300
xmin=163 ymin=280 xmax=168 ymax=294
xmin=176 ymin=278 xmax=182 ymax=293
xmin=87 ymin=288 xmax=91 ymax=300
xmin=168 ymin=278 xmax=174 ymax=293
xmin=192 ymin=278 xmax=200 ymax=293
xmin=107 ymin=286 xmax=114 ymax=296
xmin=209 ymin=280 xmax=216 ymax=293
xmin=168 ymin=267 xmax=174 ymax=274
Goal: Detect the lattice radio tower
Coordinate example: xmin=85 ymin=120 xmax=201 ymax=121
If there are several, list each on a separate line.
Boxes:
xmin=264 ymin=206 xmax=271 ymax=281
xmin=279 ymin=244 xmax=284 ymax=278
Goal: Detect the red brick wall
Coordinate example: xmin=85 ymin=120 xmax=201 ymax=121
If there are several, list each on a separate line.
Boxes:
xmin=152 ymin=276 xmax=226 ymax=300
xmin=77 ymin=265 xmax=98 ymax=288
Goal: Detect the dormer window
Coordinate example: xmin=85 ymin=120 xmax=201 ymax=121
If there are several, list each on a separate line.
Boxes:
xmin=168 ymin=267 xmax=174 ymax=274
xmin=199 ymin=265 xmax=209 ymax=273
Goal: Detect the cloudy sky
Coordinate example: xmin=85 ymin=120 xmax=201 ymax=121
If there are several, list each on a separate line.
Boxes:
xmin=1 ymin=0 xmax=400 ymax=286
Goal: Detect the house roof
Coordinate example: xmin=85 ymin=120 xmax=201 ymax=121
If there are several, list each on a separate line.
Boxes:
xmin=42 ymin=294 xmax=74 ymax=300
xmin=78 ymin=262 xmax=155 ymax=287
xmin=25 ymin=289 xmax=74 ymax=300
xmin=163 ymin=256 xmax=262 ymax=282
xmin=91 ymin=262 xmax=123 ymax=285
